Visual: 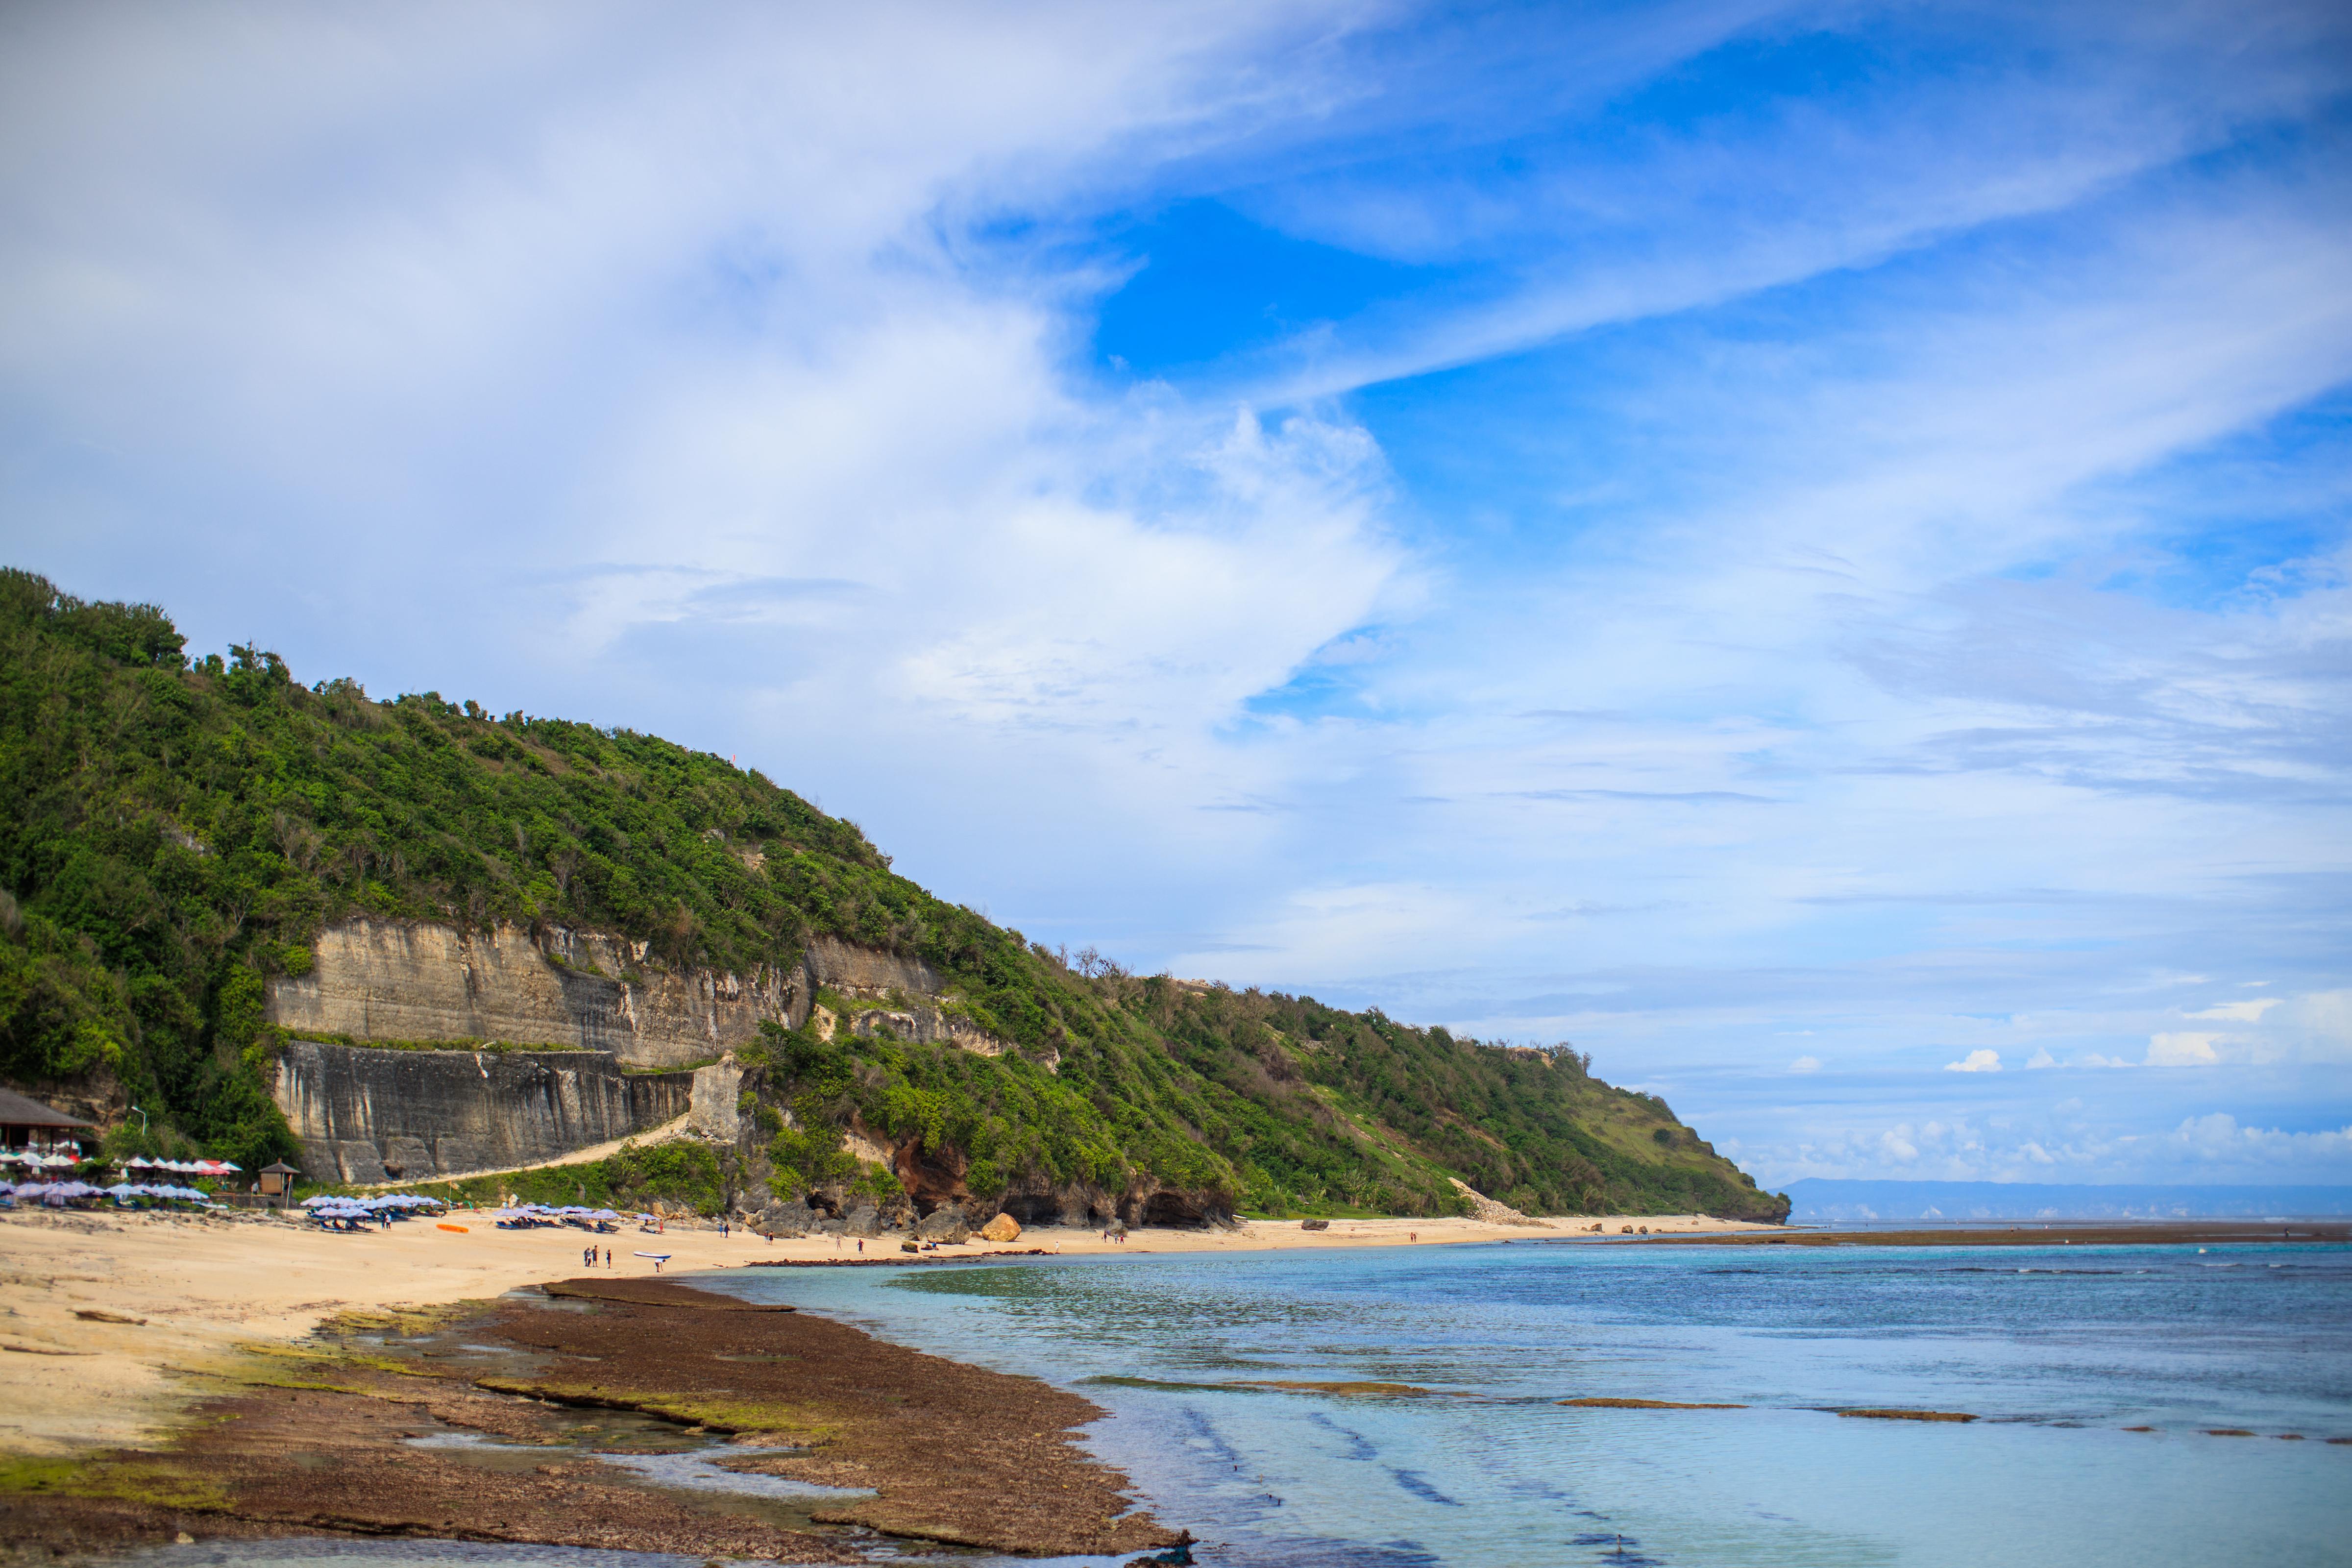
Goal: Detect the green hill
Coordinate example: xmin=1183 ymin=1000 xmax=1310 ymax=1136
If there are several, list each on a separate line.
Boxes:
xmin=0 ymin=569 xmax=1786 ymax=1221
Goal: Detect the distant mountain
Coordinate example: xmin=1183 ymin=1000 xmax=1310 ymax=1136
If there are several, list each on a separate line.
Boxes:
xmin=1785 ymin=1178 xmax=2352 ymax=1222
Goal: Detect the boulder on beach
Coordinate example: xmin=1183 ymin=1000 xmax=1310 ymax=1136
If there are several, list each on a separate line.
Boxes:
xmin=1300 ymin=1219 xmax=1330 ymax=1231
xmin=914 ymin=1207 xmax=973 ymax=1244
xmin=980 ymin=1213 xmax=1021 ymax=1243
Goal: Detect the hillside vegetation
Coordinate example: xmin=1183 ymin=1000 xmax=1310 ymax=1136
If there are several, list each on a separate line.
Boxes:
xmin=0 ymin=570 xmax=1786 ymax=1220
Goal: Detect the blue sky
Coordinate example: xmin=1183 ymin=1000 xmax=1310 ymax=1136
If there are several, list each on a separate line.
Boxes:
xmin=4 ymin=0 xmax=2348 ymax=1186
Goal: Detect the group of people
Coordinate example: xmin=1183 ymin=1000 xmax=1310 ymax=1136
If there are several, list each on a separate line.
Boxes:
xmin=581 ymin=1244 xmax=611 ymax=1268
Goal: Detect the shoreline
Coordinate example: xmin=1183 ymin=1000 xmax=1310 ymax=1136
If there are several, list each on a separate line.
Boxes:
xmin=2 ymin=1206 xmax=2309 ymax=1462
xmin=0 ymin=1201 xmax=1763 ymax=1560
xmin=0 ymin=1204 xmax=1766 ymax=1459
xmin=4 ymin=1206 xmax=2343 ymax=1558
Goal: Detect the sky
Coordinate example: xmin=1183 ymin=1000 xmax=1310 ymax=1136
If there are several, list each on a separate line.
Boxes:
xmin=3 ymin=0 xmax=2348 ymax=1188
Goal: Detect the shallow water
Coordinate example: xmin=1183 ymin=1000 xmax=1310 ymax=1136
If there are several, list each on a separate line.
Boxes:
xmin=719 ymin=1239 xmax=2352 ymax=1568
xmin=98 ymin=1240 xmax=2352 ymax=1568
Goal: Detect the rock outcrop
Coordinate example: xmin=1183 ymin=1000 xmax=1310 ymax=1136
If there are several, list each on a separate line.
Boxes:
xmin=272 ymin=919 xmax=1027 ymax=1071
xmin=1448 ymin=1177 xmax=1552 ymax=1228
xmin=688 ymin=1052 xmax=745 ymax=1143
xmin=803 ymin=936 xmax=941 ymax=1000
xmin=272 ymin=1039 xmax=696 ymax=1185
xmin=270 ymin=919 xmax=799 ymax=1069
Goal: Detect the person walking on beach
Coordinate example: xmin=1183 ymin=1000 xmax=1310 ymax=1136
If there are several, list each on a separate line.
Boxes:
xmin=603 ymin=1247 xmax=611 ymax=1268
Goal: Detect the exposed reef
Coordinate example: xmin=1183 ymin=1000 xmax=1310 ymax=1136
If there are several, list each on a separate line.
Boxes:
xmin=0 ymin=1275 xmax=1185 ymax=1561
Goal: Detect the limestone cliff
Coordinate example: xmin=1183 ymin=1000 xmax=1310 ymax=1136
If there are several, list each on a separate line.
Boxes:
xmin=273 ymin=1039 xmax=696 ymax=1185
xmin=268 ymin=919 xmax=800 ymax=1069
xmin=268 ymin=921 xmax=1015 ymax=1070
xmin=264 ymin=919 xmax=1029 ymax=1179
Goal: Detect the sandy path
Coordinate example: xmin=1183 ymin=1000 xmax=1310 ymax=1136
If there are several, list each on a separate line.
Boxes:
xmin=0 ymin=1205 xmax=1767 ymax=1457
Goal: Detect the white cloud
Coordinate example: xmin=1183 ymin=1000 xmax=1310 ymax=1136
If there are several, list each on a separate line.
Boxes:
xmin=2159 ymin=1113 xmax=2352 ymax=1175
xmin=2134 ymin=991 xmax=2352 ymax=1068
xmin=2146 ymin=1031 xmax=2223 ymax=1067
xmin=0 ymin=1 xmax=2346 ymax=1187
xmin=2188 ymin=998 xmax=2282 ymax=1023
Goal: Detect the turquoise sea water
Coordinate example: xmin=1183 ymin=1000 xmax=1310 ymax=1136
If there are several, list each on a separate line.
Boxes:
xmin=107 ymin=1239 xmax=2352 ymax=1568
xmin=720 ymin=1239 xmax=2352 ymax=1568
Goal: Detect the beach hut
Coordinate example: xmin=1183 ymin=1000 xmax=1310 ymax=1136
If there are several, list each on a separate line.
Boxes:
xmin=0 ymin=1087 xmax=98 ymax=1162
xmin=256 ymin=1160 xmax=301 ymax=1206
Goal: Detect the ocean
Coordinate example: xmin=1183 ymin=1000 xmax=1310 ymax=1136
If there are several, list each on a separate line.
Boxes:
xmin=727 ymin=1237 xmax=2352 ymax=1568
xmin=107 ymin=1237 xmax=2352 ymax=1568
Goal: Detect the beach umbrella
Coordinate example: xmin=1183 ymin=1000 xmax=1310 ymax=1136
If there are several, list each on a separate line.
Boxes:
xmin=300 ymin=1194 xmax=344 ymax=1208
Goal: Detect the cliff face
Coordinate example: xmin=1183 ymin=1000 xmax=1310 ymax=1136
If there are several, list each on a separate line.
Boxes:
xmin=269 ymin=919 xmax=801 ymax=1069
xmin=273 ymin=1038 xmax=696 ymax=1185
xmin=263 ymin=919 xmax=1030 ymax=1181
xmin=802 ymin=936 xmax=941 ymax=999
xmin=267 ymin=922 xmax=1000 ymax=1070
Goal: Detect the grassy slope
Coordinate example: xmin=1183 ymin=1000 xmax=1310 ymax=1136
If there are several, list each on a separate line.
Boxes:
xmin=0 ymin=570 xmax=1787 ymax=1219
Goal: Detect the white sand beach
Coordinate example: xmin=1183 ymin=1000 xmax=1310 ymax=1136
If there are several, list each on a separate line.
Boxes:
xmin=0 ymin=1204 xmax=1769 ymax=1457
